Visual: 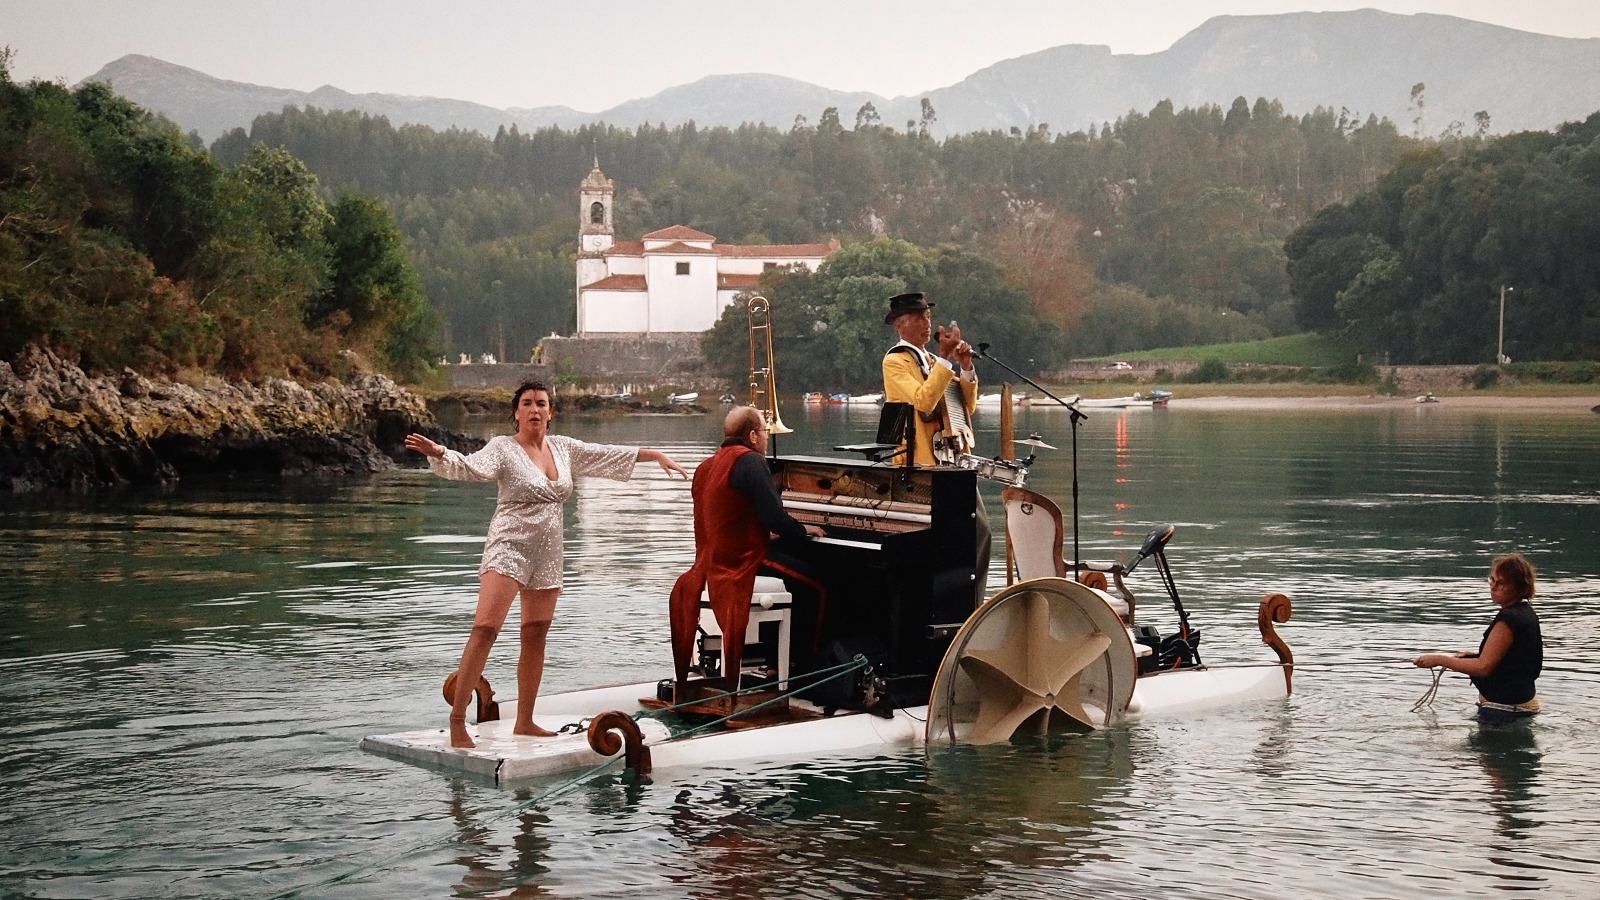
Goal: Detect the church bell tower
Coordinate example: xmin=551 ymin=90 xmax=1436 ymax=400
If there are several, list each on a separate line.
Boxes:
xmin=575 ymin=159 xmax=615 ymax=334
xmin=578 ymin=158 xmax=614 ymax=254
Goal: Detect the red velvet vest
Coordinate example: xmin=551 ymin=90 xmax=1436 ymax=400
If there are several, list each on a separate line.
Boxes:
xmin=669 ymin=442 xmax=769 ymax=683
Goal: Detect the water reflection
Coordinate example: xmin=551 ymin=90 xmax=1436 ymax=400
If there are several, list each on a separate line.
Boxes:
xmin=1470 ymin=725 xmax=1543 ymax=843
xmin=3 ymin=407 xmax=1600 ymax=898
xmin=448 ymin=781 xmax=554 ymax=898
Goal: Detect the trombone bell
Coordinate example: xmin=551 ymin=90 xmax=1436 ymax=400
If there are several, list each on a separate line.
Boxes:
xmin=746 ymin=296 xmax=794 ymax=435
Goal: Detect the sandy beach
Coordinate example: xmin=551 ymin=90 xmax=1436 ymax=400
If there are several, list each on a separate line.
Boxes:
xmin=1168 ymin=394 xmax=1600 ymax=413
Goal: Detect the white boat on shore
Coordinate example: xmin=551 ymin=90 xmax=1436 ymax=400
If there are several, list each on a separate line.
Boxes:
xmin=844 ymin=392 xmax=883 ymax=405
xmin=1077 ymin=389 xmax=1172 ymax=409
xmin=977 ymin=392 xmax=1029 ymax=406
xmin=667 ymin=392 xmax=699 ymax=405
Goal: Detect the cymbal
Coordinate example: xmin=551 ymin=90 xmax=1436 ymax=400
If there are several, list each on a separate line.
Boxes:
xmin=1014 ymin=435 xmax=1057 ymax=450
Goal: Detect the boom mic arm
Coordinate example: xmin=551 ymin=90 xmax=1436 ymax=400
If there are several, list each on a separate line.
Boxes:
xmin=973 ymin=343 xmax=1084 ymax=420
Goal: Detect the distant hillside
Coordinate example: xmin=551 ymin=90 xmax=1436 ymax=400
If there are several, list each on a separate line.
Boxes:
xmin=83 ymin=55 xmax=592 ymax=141
xmin=83 ymin=9 xmax=1600 ymax=141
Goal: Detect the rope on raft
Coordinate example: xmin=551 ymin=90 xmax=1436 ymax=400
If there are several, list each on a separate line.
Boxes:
xmin=269 ymin=657 xmax=875 ymax=899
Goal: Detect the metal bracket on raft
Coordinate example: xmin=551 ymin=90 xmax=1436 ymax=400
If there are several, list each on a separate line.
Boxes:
xmin=441 ymin=672 xmax=501 ymax=723
xmin=587 ymin=711 xmax=653 ymax=782
xmin=1257 ymin=593 xmax=1294 ymax=695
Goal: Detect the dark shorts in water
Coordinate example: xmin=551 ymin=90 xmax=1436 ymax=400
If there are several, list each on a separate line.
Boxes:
xmin=1477 ymin=698 xmax=1539 ymax=727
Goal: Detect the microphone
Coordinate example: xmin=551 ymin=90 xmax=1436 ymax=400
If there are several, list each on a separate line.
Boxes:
xmin=974 ymin=342 xmax=991 ymax=358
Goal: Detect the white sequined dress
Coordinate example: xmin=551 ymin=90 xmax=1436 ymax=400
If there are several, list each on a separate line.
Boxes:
xmin=428 ymin=434 xmax=639 ymax=589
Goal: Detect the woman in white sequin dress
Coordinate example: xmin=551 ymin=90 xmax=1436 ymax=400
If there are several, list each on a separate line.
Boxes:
xmin=405 ymin=382 xmax=687 ymax=748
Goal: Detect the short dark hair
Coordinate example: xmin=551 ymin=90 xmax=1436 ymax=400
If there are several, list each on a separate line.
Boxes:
xmin=510 ymin=381 xmax=555 ymax=427
xmin=1491 ymin=552 xmax=1536 ymax=600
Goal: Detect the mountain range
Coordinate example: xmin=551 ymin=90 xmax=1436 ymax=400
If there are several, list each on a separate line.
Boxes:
xmin=83 ymin=9 xmax=1600 ymax=143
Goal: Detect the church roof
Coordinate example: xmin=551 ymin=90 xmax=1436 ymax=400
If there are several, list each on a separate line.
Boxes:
xmin=603 ymin=240 xmax=644 ymax=257
xmin=580 ymin=161 xmax=613 ymax=191
xmin=718 ymin=273 xmax=762 ymax=290
xmin=718 ymin=239 xmax=840 ymax=259
xmin=644 ymin=241 xmax=720 ymax=256
xmin=582 ymin=273 xmax=647 ymax=291
xmin=642 ymin=225 xmax=716 ymax=242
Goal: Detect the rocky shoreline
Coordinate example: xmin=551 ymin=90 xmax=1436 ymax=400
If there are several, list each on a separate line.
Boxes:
xmin=0 ymin=346 xmax=477 ymax=493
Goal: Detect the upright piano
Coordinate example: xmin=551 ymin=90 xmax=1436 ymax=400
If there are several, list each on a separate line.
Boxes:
xmin=762 ymin=454 xmax=980 ymax=710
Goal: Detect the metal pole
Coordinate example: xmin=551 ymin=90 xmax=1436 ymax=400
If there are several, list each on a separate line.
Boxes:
xmin=1071 ymin=410 xmax=1081 ymax=581
xmin=1497 ymin=285 xmax=1512 ymax=364
xmin=1497 ymin=286 xmax=1504 ymax=364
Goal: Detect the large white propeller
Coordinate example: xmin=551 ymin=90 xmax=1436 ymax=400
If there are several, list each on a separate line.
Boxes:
xmin=927 ymin=578 xmax=1136 ymax=745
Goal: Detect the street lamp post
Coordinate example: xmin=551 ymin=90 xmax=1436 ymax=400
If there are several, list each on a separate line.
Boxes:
xmin=1496 ymin=285 xmax=1513 ymax=365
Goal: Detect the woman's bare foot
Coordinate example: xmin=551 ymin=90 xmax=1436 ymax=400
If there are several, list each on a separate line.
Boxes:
xmin=513 ymin=721 xmax=556 ymax=738
xmin=449 ymin=714 xmax=475 ymax=749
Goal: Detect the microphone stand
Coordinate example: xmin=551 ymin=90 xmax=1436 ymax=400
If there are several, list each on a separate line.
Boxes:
xmin=974 ymin=343 xmax=1087 ymax=579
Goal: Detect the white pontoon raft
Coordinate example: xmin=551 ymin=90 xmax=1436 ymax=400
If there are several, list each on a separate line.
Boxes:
xmin=361 ymin=508 xmax=1293 ymax=785
xmin=364 ymin=388 xmax=1284 ymax=785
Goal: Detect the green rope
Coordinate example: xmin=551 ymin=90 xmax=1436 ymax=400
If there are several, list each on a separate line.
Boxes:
xmin=654 ymin=655 xmax=873 ymax=743
xmin=633 ymin=655 xmax=873 ymax=726
xmin=270 ymin=656 xmax=874 ymax=897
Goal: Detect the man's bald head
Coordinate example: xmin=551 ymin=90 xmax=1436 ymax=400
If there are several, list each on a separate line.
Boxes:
xmin=724 ymin=405 xmax=765 ymax=440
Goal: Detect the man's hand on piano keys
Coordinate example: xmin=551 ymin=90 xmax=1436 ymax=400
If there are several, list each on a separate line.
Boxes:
xmin=804 ymin=524 xmax=827 ymax=538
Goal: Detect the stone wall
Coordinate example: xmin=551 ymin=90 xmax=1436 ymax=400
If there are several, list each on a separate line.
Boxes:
xmin=1046 ymin=360 xmax=1198 ymax=382
xmin=446 ymin=334 xmax=727 ymax=395
xmin=445 ymin=363 xmax=553 ymax=390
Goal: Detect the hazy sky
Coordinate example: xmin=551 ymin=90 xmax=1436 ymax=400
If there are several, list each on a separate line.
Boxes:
xmin=6 ymin=1 xmax=1599 ymax=111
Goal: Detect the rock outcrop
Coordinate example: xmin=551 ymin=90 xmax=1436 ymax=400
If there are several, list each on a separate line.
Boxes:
xmin=0 ymin=345 xmax=475 ymax=493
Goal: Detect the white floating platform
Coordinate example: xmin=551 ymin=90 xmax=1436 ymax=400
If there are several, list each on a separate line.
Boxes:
xmin=1128 ymin=664 xmax=1288 ymax=718
xmin=360 ymin=680 xmax=924 ymax=784
xmin=362 ymin=665 xmax=1286 ymax=785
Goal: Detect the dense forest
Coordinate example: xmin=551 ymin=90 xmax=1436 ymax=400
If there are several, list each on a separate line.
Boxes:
xmin=0 ymin=55 xmax=435 ymax=379
xmin=212 ymin=96 xmax=1424 ymax=368
xmin=10 ymin=54 xmax=1594 ymax=384
xmin=1286 ymin=114 xmax=1600 ymax=363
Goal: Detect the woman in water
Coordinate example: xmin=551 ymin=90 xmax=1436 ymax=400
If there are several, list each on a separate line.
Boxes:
xmin=1413 ymin=553 xmax=1542 ymax=725
xmin=405 ymin=382 xmax=687 ymax=747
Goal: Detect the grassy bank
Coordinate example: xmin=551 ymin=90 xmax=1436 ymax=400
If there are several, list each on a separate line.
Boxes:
xmin=1037 ymin=381 xmax=1600 ymax=400
xmin=1088 ymin=333 xmax=1357 ymax=367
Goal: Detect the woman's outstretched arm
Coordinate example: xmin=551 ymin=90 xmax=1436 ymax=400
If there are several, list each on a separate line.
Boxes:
xmin=637 ymin=448 xmax=688 ymax=479
xmin=1413 ymin=621 xmax=1512 ymax=676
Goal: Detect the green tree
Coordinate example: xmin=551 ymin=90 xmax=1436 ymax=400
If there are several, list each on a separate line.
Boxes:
xmin=321 ymin=192 xmax=438 ymax=378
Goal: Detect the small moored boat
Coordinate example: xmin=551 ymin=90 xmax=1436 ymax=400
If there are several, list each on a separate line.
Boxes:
xmin=977 ymin=393 xmax=1029 ymax=406
xmin=667 ymin=392 xmax=699 ymax=405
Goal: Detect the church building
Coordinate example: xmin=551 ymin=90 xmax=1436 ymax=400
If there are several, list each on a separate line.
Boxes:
xmin=575 ymin=163 xmax=839 ymax=334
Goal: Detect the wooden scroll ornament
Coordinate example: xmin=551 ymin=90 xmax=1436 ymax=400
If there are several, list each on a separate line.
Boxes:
xmin=1257 ymin=593 xmax=1294 ymax=695
xmin=587 ymin=710 xmax=653 ymax=782
xmin=441 ymin=672 xmax=501 ymax=723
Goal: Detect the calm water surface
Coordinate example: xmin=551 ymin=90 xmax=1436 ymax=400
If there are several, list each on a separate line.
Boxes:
xmin=3 ymin=402 xmax=1598 ymax=898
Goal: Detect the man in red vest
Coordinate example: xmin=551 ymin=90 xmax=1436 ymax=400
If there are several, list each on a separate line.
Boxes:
xmin=670 ymin=407 xmax=825 ymax=694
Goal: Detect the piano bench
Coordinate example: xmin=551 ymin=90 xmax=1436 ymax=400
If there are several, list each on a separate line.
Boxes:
xmin=699 ymin=577 xmax=793 ymax=688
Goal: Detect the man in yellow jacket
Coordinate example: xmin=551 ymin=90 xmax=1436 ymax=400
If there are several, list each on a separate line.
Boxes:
xmin=881 ymin=292 xmax=978 ymax=466
xmin=882 ymin=292 xmax=990 ymax=603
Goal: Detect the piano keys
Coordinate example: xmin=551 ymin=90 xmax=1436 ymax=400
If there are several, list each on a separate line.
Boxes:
xmin=760 ymin=455 xmax=981 ymax=710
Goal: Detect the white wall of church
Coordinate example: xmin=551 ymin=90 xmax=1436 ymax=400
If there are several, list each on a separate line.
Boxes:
xmin=646 ymin=256 xmax=719 ymax=331
xmin=583 ymin=290 xmax=650 ymax=333
xmin=606 ymin=256 xmax=647 ymax=276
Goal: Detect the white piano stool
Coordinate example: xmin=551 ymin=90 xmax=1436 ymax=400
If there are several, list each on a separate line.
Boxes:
xmin=699 ymin=576 xmax=793 ymax=688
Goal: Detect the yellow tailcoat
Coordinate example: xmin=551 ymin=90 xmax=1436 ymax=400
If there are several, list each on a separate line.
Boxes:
xmin=882 ymin=346 xmax=978 ymax=466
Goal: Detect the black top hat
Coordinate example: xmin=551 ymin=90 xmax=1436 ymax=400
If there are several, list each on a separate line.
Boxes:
xmin=884 ymin=291 xmax=934 ymax=324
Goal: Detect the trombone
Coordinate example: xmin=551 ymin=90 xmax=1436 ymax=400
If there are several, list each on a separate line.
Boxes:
xmin=746 ymin=295 xmax=793 ymax=442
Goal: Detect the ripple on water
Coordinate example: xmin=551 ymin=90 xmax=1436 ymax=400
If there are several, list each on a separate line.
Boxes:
xmin=3 ymin=411 xmax=1599 ymax=897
